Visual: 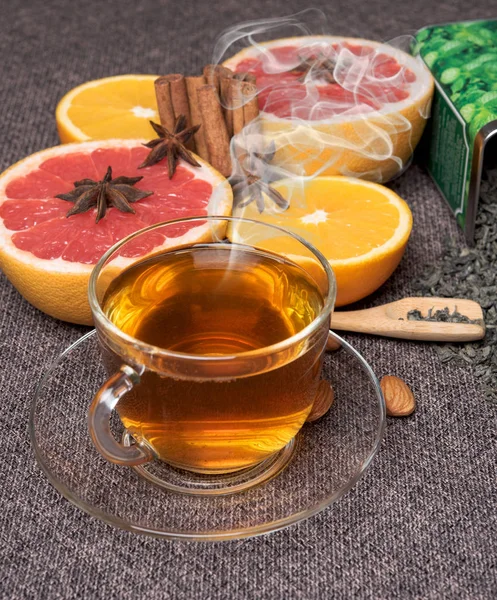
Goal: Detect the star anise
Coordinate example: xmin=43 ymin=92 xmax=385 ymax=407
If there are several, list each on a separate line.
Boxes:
xmin=231 ymin=142 xmax=289 ymax=214
xmin=292 ymin=52 xmax=336 ymax=83
xmin=56 ymin=166 xmax=153 ymax=223
xmin=138 ymin=115 xmax=201 ymax=178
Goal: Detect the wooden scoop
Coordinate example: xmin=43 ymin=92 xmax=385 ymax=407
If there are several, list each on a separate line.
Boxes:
xmin=328 ymin=297 xmax=485 ymax=345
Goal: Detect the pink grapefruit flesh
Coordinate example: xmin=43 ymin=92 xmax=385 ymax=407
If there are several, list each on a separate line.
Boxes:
xmin=0 ymin=140 xmax=232 ymax=324
xmin=233 ymin=42 xmax=417 ymax=120
xmin=223 ymin=36 xmax=434 ymax=182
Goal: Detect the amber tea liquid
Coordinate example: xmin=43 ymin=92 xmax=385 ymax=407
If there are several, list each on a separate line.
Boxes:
xmin=102 ymin=245 xmax=327 ymax=473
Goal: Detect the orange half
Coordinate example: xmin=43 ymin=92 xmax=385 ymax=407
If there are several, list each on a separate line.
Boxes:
xmin=56 ymin=75 xmax=160 ymax=143
xmin=233 ymin=176 xmax=413 ymax=306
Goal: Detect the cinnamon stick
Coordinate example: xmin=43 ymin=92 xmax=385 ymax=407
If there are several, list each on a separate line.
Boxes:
xmin=162 ymin=74 xmax=194 ymax=149
xmin=210 ymin=66 xmax=236 ymax=136
xmin=241 ymin=82 xmax=260 ymax=125
xmin=203 ymin=65 xmax=220 ymax=92
xmin=197 ymin=85 xmax=232 ymax=177
xmin=217 ymin=65 xmax=234 ymax=80
xmin=230 ymin=79 xmax=245 ymax=136
xmin=185 ymin=75 xmax=209 ymax=161
xmin=234 ymin=72 xmax=256 ymax=84
xmin=204 ymin=65 xmax=234 ymax=94
xmin=219 ymin=73 xmax=234 ymax=137
xmin=154 ymin=77 xmax=175 ymax=132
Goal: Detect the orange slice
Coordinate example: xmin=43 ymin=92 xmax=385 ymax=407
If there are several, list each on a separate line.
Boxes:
xmin=56 ymin=75 xmax=160 ymax=143
xmin=233 ymin=176 xmax=412 ymax=306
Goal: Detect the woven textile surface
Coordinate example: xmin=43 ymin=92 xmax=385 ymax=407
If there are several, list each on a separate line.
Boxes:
xmin=1 ymin=1 xmax=496 ymax=598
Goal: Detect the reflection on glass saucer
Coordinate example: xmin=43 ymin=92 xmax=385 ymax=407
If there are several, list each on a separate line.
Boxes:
xmin=30 ymin=330 xmax=385 ymax=542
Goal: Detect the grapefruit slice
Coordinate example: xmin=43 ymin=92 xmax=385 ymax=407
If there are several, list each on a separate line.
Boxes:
xmin=223 ymin=36 xmax=434 ymax=182
xmin=232 ymin=176 xmax=412 ymax=306
xmin=0 ymin=140 xmax=232 ymax=324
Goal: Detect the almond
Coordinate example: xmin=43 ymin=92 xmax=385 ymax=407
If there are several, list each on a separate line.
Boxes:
xmin=326 ymin=332 xmax=342 ymax=352
xmin=306 ymin=380 xmax=335 ymax=422
xmin=380 ymin=375 xmax=415 ymax=417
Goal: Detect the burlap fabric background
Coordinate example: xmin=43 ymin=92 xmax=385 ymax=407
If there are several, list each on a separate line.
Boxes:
xmin=1 ymin=1 xmax=496 ymax=597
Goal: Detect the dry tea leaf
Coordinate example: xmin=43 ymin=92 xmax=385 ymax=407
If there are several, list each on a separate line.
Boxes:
xmin=306 ymin=380 xmax=335 ymax=422
xmin=380 ymin=375 xmax=415 ymax=417
xmin=412 ymin=168 xmax=497 ymax=405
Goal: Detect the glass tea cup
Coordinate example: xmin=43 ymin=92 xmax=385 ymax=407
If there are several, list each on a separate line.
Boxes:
xmin=88 ymin=216 xmax=335 ymax=479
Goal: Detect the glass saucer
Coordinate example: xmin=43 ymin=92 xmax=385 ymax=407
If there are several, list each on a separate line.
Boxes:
xmin=30 ymin=330 xmax=385 ymax=542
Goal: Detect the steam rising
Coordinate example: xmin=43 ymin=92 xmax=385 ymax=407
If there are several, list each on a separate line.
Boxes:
xmin=210 ymin=10 xmax=433 ymax=218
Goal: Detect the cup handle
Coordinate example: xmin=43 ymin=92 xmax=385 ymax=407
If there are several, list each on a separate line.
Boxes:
xmin=88 ymin=365 xmax=153 ymax=466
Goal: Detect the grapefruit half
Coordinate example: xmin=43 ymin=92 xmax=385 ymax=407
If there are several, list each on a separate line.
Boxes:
xmin=223 ymin=36 xmax=434 ymax=182
xmin=0 ymin=140 xmax=232 ymax=324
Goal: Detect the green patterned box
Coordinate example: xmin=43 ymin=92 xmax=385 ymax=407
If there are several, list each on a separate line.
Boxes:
xmin=414 ymin=19 xmax=497 ymax=242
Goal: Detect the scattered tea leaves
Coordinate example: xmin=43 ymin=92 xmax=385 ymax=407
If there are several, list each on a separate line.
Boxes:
xmin=406 ymin=307 xmax=480 ymax=323
xmin=413 ymin=169 xmax=497 ymax=404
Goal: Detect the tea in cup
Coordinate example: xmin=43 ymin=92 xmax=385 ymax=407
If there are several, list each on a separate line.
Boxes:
xmin=88 ymin=217 xmax=335 ymax=474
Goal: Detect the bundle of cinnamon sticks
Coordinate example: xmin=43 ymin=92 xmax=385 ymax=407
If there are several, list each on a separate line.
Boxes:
xmin=154 ymin=65 xmax=260 ymax=177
